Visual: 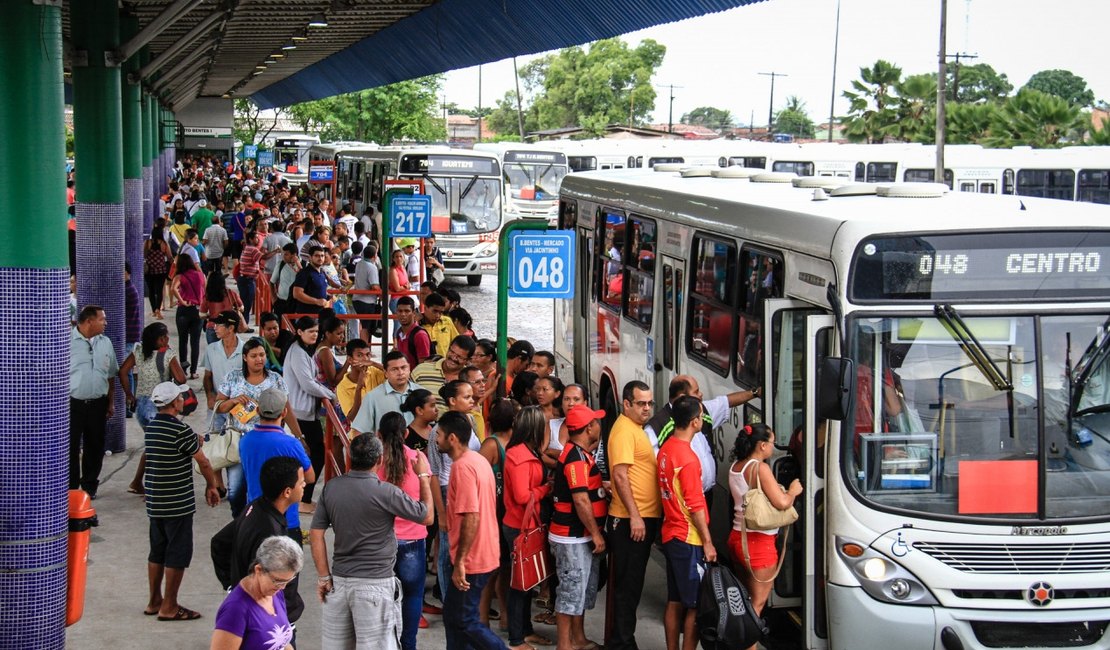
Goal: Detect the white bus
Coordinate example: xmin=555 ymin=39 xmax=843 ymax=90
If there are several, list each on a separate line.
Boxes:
xmin=474 ymin=143 xmax=570 ymax=225
xmin=308 ymin=144 xmax=503 ymax=285
xmin=555 ymin=168 xmax=1110 ymax=649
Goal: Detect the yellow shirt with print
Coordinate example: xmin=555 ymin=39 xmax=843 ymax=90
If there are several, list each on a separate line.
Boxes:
xmin=607 ymin=413 xmax=662 ymax=519
xmin=422 ymin=315 xmax=458 ymax=358
xmin=336 ymin=367 xmax=385 ymax=422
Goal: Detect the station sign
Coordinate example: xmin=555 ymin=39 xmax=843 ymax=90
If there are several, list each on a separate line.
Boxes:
xmin=509 ymin=230 xmax=575 ymax=299
xmin=389 ymin=194 xmax=432 ymax=238
xmin=309 ymin=163 xmax=335 ymax=182
xmin=243 ymin=144 xmax=258 ymax=159
xmin=257 ymin=151 xmax=274 ymax=168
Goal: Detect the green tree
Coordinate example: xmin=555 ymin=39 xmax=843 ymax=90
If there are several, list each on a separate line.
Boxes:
xmin=234 ymin=98 xmax=284 ymax=145
xmin=521 ymin=38 xmax=666 ymax=136
xmin=894 ymin=73 xmax=938 ymax=142
xmin=773 ymin=96 xmax=814 ymax=138
xmin=1023 ymin=69 xmax=1095 ymax=108
xmin=841 ymin=60 xmax=903 ymax=143
xmin=1087 ymin=116 xmax=1110 ymax=145
xmin=285 ymin=76 xmax=445 ymax=144
xmin=486 ymin=90 xmax=539 ymax=137
xmin=946 ymin=102 xmax=999 ymax=144
xmin=983 ymin=88 xmax=1084 ymax=148
xmin=681 ymin=106 xmax=734 ymax=130
xmin=949 ymin=63 xmax=1012 ymax=103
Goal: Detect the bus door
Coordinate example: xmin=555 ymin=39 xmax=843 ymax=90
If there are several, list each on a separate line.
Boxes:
xmin=653 ymin=255 xmax=685 ymax=398
xmin=763 ymin=299 xmax=832 ymax=649
xmin=956 ymin=178 xmax=997 ymax=194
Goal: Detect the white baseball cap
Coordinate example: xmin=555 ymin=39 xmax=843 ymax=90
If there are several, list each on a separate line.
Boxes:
xmin=151 ymin=382 xmax=190 ymax=407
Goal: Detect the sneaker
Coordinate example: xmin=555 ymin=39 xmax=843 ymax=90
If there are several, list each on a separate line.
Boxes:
xmin=422 ymin=602 xmax=443 ymax=615
xmin=419 ymin=616 xmax=429 ymax=629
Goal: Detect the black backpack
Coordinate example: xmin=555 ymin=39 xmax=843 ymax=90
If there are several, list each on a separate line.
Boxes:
xmin=697 ymin=562 xmax=768 ymax=650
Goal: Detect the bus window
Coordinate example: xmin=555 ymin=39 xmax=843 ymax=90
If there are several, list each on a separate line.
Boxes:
xmin=1003 ymin=169 xmax=1015 ymax=195
xmin=979 ymin=182 xmax=995 ymax=194
xmin=559 ymin=200 xmax=578 ymax=230
xmin=903 ymin=168 xmax=954 ymax=189
xmin=663 ymin=264 xmax=675 ymax=370
xmin=960 ymin=182 xmax=976 ymax=193
xmin=866 ymin=162 xmax=897 ymax=183
xmin=736 ymin=249 xmax=783 ymax=385
xmin=687 ymin=236 xmax=736 ymax=373
xmin=569 ymin=156 xmax=596 ymax=172
xmin=350 ymin=162 xmax=364 ymax=202
xmin=718 ymin=157 xmax=728 ymax=168
xmin=648 ymin=157 xmax=683 ymax=168
xmin=773 ymin=161 xmax=815 ymax=176
xmin=769 ymin=309 xmax=823 ymax=449
xmin=1078 ymin=169 xmax=1110 ymax=204
xmin=597 ymin=210 xmax=626 ymax=311
xmin=623 ymin=216 xmax=656 ymax=329
xmin=855 ymin=162 xmax=865 ymax=182
xmin=580 ymin=228 xmax=593 ymax=320
xmin=730 ymin=156 xmax=766 ymax=169
xmin=1016 ymin=169 xmax=1075 ymax=201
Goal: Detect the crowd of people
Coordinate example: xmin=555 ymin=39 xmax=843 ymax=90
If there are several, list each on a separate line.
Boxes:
xmin=67 ymin=155 xmax=804 ymax=650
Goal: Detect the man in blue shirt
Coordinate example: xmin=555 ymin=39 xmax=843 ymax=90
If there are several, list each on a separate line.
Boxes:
xmin=239 ymin=387 xmax=315 ymax=540
xmin=70 ymin=305 xmax=119 ymax=498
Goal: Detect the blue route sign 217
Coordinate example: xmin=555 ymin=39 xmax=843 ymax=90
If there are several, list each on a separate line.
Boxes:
xmin=389 ymin=194 xmax=432 ymax=238
xmin=509 ymin=230 xmax=575 ymax=299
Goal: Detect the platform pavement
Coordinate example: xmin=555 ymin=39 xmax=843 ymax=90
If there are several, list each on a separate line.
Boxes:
xmin=63 ymin=323 xmax=680 ymax=650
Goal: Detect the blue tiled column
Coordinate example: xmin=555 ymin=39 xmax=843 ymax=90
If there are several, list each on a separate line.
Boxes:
xmin=72 ymin=0 xmax=127 ymax=453
xmin=122 ymin=14 xmax=144 ymax=338
xmin=0 ymin=2 xmax=71 ymax=647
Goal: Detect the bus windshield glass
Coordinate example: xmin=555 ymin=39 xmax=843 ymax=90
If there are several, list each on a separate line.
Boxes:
xmin=845 ymin=313 xmax=1110 ymax=521
xmin=504 ymin=163 xmax=566 ymax=201
xmin=412 ymin=175 xmax=501 ymax=235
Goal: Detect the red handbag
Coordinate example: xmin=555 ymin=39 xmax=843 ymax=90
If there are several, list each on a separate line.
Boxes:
xmin=510 ymin=493 xmax=552 ymax=592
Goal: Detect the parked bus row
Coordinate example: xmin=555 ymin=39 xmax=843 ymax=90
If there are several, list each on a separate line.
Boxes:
xmin=555 ymin=166 xmax=1110 ymax=649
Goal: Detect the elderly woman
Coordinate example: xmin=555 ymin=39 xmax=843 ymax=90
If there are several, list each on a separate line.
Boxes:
xmin=211 ymin=535 xmax=302 ymax=650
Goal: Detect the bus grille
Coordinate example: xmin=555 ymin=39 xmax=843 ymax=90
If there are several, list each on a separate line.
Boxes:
xmin=913 ymin=541 xmax=1110 ymax=574
xmin=969 ymin=620 xmax=1108 ymax=648
xmin=954 ymin=587 xmax=1110 ymax=601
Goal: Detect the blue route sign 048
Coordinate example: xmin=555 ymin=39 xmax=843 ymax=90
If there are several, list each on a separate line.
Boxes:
xmin=390 ymin=194 xmax=432 ymax=238
xmin=509 ymin=230 xmax=575 ymax=299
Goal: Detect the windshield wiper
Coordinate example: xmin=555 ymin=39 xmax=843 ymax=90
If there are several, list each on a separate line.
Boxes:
xmin=422 ymin=174 xmax=445 ymax=196
xmin=934 ymin=304 xmax=1013 ymax=392
xmin=459 ymin=175 xmax=478 ymax=201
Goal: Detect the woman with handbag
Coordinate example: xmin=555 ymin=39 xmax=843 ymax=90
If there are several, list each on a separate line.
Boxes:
xmin=377 ymin=411 xmax=433 ymax=650
xmin=728 ymin=423 xmax=802 ymax=645
xmin=501 ymin=406 xmax=555 ymax=650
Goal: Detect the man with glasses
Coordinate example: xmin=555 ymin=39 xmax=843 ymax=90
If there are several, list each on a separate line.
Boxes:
xmin=412 ymin=335 xmax=477 ymax=411
xmin=605 ymin=380 xmax=662 ymax=650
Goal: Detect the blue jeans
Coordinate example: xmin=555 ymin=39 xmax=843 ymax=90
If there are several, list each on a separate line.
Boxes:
xmin=436 ymin=485 xmax=450 ymax=600
xmin=396 ymin=538 xmax=427 ymax=650
xmin=502 ymin=525 xmax=535 ymax=646
xmin=444 ymin=565 xmax=507 ymax=650
xmin=226 ymin=462 xmax=246 ymax=518
xmin=236 ymin=275 xmax=256 ymax=323
xmin=136 ymin=396 xmax=158 ymax=431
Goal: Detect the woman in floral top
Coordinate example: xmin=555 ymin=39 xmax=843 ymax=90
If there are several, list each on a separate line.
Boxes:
xmin=215 ymin=338 xmax=303 ymax=439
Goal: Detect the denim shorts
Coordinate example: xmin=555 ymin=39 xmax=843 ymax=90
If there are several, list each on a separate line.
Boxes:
xmin=662 ymin=539 xmax=706 ymax=608
xmin=550 ymin=539 xmax=600 ymax=616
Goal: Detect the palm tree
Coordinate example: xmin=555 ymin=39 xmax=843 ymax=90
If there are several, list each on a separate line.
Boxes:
xmin=984 ymin=89 xmax=1084 ymax=148
xmin=946 ymin=102 xmax=998 ymax=144
xmin=894 ymin=73 xmax=937 ymax=142
xmin=842 ymin=60 xmax=903 ymax=143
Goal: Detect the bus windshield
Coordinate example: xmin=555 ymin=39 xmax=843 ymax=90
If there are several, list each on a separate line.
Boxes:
xmin=845 ymin=312 xmax=1110 ymax=522
xmin=504 ymin=163 xmax=566 ymax=201
xmin=410 ymin=175 xmax=501 ymax=235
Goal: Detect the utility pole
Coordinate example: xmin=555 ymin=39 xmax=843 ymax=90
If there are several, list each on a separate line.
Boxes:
xmin=512 ymin=57 xmax=525 ymax=141
xmin=442 ymin=94 xmax=449 ymax=142
xmin=759 ymin=71 xmax=787 ymax=132
xmin=828 ymin=0 xmax=842 ymax=142
xmin=655 ymin=84 xmax=682 ymax=134
xmin=935 ymin=0 xmax=947 ymax=184
xmin=477 ymin=64 xmax=482 ymax=144
xmin=945 ymin=52 xmax=978 ymax=102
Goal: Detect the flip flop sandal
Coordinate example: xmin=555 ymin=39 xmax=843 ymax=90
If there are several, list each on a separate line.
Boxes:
xmin=157 ymin=606 xmax=202 ymax=621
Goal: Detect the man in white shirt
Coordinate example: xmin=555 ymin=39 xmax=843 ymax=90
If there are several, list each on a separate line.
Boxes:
xmin=203 ymin=220 xmax=228 ymax=274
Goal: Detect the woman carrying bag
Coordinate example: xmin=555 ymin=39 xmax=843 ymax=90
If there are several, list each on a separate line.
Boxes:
xmin=727 ymin=423 xmax=802 ymax=650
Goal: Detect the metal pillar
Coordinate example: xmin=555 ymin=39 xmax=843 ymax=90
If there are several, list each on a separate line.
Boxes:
xmin=121 ymin=14 xmax=144 ymax=341
xmin=0 ymin=3 xmax=71 ymax=647
xmin=72 ymin=0 xmax=127 ymax=453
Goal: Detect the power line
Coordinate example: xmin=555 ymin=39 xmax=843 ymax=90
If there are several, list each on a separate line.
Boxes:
xmin=654 ymin=83 xmax=683 ymax=134
xmin=759 ymin=71 xmax=788 ymax=130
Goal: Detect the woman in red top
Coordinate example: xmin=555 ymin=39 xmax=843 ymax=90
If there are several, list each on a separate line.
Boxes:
xmin=171 ymin=254 xmax=206 ymax=378
xmin=501 ymin=406 xmax=555 ymax=650
xmin=143 ymin=224 xmax=173 ymax=319
xmin=236 ymin=231 xmax=262 ymax=326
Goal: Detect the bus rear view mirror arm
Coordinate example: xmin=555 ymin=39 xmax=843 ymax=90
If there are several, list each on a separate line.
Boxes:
xmin=818 ymin=357 xmax=855 ymax=421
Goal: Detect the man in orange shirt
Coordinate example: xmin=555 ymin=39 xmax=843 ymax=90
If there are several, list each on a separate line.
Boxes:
xmin=658 ymin=396 xmax=717 ymax=650
xmin=438 ymin=412 xmax=508 ymax=650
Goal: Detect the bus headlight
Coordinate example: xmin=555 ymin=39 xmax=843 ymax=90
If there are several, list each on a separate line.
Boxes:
xmin=477 ymin=244 xmax=497 ymax=257
xmin=836 ymin=537 xmax=938 ymax=606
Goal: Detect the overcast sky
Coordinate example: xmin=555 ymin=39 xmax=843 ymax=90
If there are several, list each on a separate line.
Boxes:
xmin=441 ymin=0 xmax=1109 ymax=128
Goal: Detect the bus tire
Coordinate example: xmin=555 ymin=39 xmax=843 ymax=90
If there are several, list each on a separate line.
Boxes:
xmin=467 ymin=274 xmax=482 ymax=287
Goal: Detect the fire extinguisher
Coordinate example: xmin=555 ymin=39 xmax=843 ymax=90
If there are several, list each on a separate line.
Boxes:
xmin=66 ymin=489 xmax=97 ymax=627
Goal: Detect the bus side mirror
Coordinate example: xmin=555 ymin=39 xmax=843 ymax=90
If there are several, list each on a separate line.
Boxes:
xmin=818 ymin=357 xmax=855 ymax=421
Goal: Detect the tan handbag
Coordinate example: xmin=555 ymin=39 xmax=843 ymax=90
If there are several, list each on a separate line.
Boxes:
xmin=741 ymin=459 xmax=798 ymax=531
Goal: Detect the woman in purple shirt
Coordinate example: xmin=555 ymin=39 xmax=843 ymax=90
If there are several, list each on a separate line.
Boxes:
xmin=171 ymin=254 xmax=207 ymax=378
xmin=211 ymin=535 xmax=301 ymax=650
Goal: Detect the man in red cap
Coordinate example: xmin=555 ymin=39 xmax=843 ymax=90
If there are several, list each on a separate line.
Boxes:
xmin=549 ymin=404 xmax=608 ymax=650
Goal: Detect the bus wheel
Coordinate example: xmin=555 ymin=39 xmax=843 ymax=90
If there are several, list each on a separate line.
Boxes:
xmin=467 ymin=274 xmax=483 ymax=287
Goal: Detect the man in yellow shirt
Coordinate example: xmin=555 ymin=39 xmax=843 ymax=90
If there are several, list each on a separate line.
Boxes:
xmin=420 ymin=292 xmax=458 ymax=358
xmin=334 ymin=339 xmax=384 ymax=426
xmin=605 ymin=379 xmax=661 ymax=650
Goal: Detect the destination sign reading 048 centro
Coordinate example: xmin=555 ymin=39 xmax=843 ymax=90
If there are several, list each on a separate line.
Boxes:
xmin=851 ymin=231 xmax=1110 ymax=302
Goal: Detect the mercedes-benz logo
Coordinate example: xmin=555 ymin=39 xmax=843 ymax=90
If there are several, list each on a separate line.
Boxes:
xmin=1027 ymin=581 xmax=1054 ymax=607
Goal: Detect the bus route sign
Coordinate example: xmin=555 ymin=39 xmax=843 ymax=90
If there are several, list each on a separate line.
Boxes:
xmin=390 ymin=194 xmax=432 ymax=238
xmin=509 ymin=230 xmax=575 ymax=299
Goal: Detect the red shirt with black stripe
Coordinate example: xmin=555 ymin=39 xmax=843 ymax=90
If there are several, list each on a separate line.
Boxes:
xmin=550 ymin=442 xmax=607 ymax=540
xmin=658 ymin=437 xmax=708 ymax=546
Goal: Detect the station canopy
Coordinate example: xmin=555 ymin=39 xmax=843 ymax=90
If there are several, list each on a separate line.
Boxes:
xmin=62 ymin=0 xmax=762 ymax=111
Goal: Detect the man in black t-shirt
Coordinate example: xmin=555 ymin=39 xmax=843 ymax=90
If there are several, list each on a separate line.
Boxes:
xmin=291 ymin=245 xmax=331 ymax=315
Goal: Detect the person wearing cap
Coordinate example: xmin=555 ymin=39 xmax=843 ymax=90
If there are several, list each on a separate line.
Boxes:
xmin=399 ymin=238 xmax=421 ymax=290
xmin=657 ymin=396 xmax=717 ymax=650
xmin=69 ymin=305 xmax=119 ymax=499
xmin=143 ymin=381 xmax=221 ymax=621
xmin=549 ymin=404 xmax=607 ymax=650
xmin=645 ymin=375 xmax=761 ymax=512
xmin=503 ymin=340 xmax=535 ymax=397
xmin=192 ymin=198 xmax=215 ymax=241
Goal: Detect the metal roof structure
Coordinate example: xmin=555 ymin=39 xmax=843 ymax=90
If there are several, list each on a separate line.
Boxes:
xmin=61 ymin=0 xmax=763 ymax=111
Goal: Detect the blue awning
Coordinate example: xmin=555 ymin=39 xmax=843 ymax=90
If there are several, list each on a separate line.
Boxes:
xmin=251 ymin=0 xmax=764 ymax=109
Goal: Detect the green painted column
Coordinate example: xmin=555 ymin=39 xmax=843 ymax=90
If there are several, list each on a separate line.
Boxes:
xmin=0 ymin=2 xmax=71 ymax=646
xmin=121 ymin=13 xmax=144 ymax=343
xmin=71 ymin=0 xmax=128 ymax=454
